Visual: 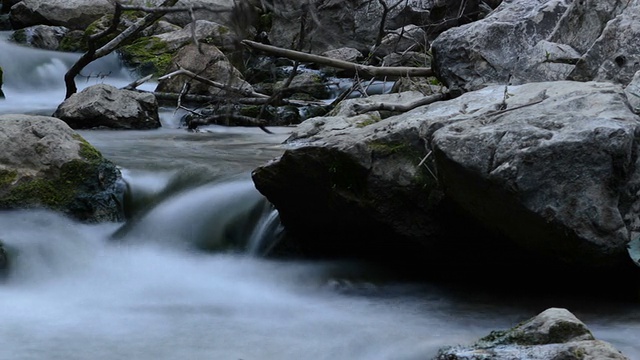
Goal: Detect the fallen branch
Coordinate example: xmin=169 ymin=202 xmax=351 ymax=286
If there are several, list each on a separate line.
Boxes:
xmin=242 ymin=40 xmax=433 ymax=78
xmin=158 ymin=68 xmax=270 ymax=98
xmin=121 ymin=74 xmax=154 ymax=90
xmin=353 ymin=91 xmax=448 ymax=114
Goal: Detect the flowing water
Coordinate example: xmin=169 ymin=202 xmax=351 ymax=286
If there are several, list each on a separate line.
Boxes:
xmin=1 ymin=33 xmax=640 ymax=360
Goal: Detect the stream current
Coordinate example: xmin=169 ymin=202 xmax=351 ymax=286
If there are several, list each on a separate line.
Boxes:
xmin=0 ymin=33 xmax=639 ymax=360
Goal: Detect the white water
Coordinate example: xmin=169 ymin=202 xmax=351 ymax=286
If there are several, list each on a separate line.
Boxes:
xmin=1 ymin=31 xmax=640 ymax=360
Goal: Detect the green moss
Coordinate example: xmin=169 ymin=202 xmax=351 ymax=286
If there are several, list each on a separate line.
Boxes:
xmin=368 ymin=140 xmax=414 ymax=156
xmin=356 ymin=114 xmax=382 ymax=127
xmin=0 ymin=169 xmax=17 ymax=187
xmin=10 ymin=29 xmax=27 ymax=44
xmin=0 ymin=159 xmax=100 ymax=210
xmin=257 ymin=13 xmax=272 ymax=33
xmin=119 ymin=36 xmax=174 ymax=77
xmin=73 ymin=134 xmax=103 ymax=162
xmin=57 ymin=30 xmax=87 ymax=52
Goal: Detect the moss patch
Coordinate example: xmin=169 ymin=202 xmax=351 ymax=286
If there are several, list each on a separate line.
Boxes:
xmin=73 ymin=134 xmax=103 ymax=162
xmin=119 ymin=36 xmax=174 ymax=77
xmin=0 ymin=169 xmax=17 ymax=188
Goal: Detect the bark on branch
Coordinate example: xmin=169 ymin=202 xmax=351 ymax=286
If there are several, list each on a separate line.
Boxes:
xmin=241 ymin=40 xmax=433 ymax=78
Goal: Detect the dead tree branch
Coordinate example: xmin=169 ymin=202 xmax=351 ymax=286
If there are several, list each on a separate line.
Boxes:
xmin=242 ymin=40 xmax=433 ymax=78
xmin=353 ymin=91 xmax=449 ymax=114
xmin=158 ymin=68 xmax=270 ymax=98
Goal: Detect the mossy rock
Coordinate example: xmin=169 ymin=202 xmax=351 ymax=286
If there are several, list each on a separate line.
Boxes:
xmin=0 ymin=116 xmax=125 ymax=222
xmin=118 ymin=36 xmax=174 ymax=77
xmin=57 ymin=30 xmax=87 ymax=52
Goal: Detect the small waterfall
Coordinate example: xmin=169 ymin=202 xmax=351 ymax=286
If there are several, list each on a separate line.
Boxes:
xmin=112 ymin=171 xmax=283 ymax=255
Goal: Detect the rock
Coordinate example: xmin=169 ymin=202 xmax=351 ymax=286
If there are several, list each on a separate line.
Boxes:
xmin=0 ymin=114 xmax=125 ymax=222
xmin=435 ymin=308 xmax=629 ymax=360
xmin=252 ymin=81 xmax=640 ymax=269
xmin=431 ymin=0 xmax=571 ymax=91
xmin=9 ymin=0 xmax=114 ymax=30
xmin=53 ymin=84 xmax=161 ymax=130
xmin=626 ymin=71 xmax=640 ymax=115
xmin=374 ymin=24 xmax=428 ymax=57
xmin=566 ymin=3 xmax=640 ymax=86
xmin=153 ymin=20 xmax=236 ymax=53
xmin=267 ymin=0 xmax=480 ymax=54
xmin=155 ymin=43 xmax=253 ymax=97
xmin=431 ymin=0 xmax=640 ymax=90
xmin=10 ymin=25 xmax=68 ymax=50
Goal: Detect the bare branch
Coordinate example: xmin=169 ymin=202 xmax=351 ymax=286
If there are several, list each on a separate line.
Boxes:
xmin=242 ymin=40 xmax=433 ymax=78
xmin=158 ymin=68 xmax=270 ymax=98
xmin=353 ymin=92 xmax=448 ymax=114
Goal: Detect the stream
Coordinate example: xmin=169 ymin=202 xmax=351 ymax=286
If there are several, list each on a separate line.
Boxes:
xmin=0 ymin=32 xmax=639 ymax=360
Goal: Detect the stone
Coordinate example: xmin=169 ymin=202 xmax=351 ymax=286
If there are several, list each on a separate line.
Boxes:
xmin=252 ymin=81 xmax=640 ymax=268
xmin=0 ymin=114 xmax=124 ymax=222
xmin=9 ymin=0 xmax=113 ymax=30
xmin=435 ymin=308 xmax=629 ymax=360
xmin=53 ymin=84 xmax=161 ymax=130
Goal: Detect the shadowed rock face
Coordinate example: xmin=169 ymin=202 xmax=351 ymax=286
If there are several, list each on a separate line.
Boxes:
xmin=252 ymin=81 xmax=640 ymax=273
xmin=0 ymin=114 xmax=125 ymax=222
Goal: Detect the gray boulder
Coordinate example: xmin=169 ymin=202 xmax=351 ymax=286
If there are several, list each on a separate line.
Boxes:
xmin=431 ymin=0 xmax=571 ymax=91
xmin=0 ymin=114 xmax=124 ymax=222
xmin=435 ymin=308 xmax=629 ymax=359
xmin=252 ymin=81 xmax=640 ymax=268
xmin=267 ymin=0 xmax=482 ymax=54
xmin=431 ymin=0 xmax=640 ymax=90
xmin=9 ymin=0 xmax=114 ymax=30
xmin=53 ymin=84 xmax=161 ymax=130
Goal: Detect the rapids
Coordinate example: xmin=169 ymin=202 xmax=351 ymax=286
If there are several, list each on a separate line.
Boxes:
xmin=0 ymin=31 xmax=639 ymax=360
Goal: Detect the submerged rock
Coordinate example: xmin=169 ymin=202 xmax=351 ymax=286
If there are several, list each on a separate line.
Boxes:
xmin=0 ymin=114 xmax=125 ymax=222
xmin=435 ymin=308 xmax=629 ymax=359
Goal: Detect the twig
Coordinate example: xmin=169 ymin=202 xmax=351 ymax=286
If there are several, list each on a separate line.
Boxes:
xmin=188 ymin=115 xmax=274 ymax=134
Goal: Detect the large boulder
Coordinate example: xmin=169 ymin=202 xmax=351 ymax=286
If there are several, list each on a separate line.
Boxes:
xmin=435 ymin=308 xmax=629 ymax=359
xmin=252 ymin=81 xmax=640 ymax=270
xmin=431 ymin=0 xmax=571 ymax=91
xmin=9 ymin=0 xmax=114 ymax=30
xmin=266 ymin=0 xmax=486 ymax=55
xmin=0 ymin=114 xmax=124 ymax=222
xmin=53 ymin=84 xmax=161 ymax=130
xmin=431 ymin=0 xmax=640 ymax=90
